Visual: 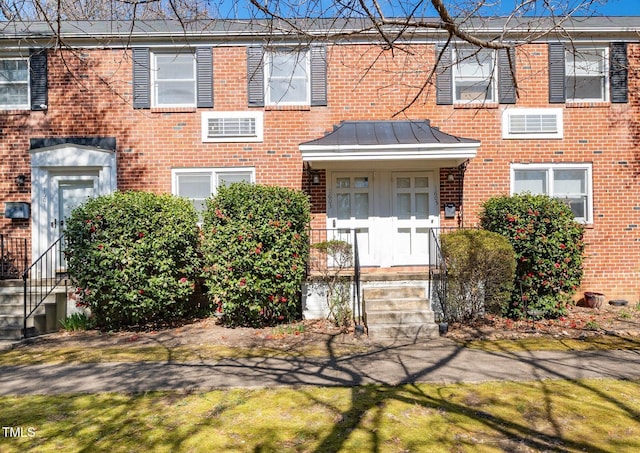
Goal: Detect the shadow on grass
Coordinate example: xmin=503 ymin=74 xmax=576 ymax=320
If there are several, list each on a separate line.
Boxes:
xmin=1 ymin=331 xmax=639 ymax=451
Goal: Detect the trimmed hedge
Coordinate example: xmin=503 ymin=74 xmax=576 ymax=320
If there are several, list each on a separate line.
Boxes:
xmin=64 ymin=191 xmax=201 ymax=330
xmin=202 ymin=183 xmax=310 ymax=327
xmin=440 ymin=229 xmax=516 ymax=323
xmin=480 ymin=194 xmax=585 ymax=318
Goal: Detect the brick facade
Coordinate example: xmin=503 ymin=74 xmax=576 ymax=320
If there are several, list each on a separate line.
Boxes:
xmin=0 ymin=23 xmax=638 ymax=301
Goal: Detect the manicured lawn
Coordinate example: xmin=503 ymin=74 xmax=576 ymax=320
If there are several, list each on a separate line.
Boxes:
xmin=1 ymin=379 xmax=638 ymax=452
xmin=455 ymin=335 xmax=640 ymax=353
xmin=1 ymin=335 xmax=638 ymax=366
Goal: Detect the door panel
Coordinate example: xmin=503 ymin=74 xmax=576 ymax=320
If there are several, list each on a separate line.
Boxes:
xmin=51 ymin=176 xmax=98 ymax=269
xmin=392 ymin=172 xmax=438 ymax=265
xmin=328 ymin=172 xmax=374 ymax=265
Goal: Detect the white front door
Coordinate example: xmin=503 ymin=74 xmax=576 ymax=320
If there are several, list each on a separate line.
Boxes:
xmin=327 ymin=172 xmax=375 ymax=265
xmin=326 ymin=169 xmax=440 ymax=268
xmin=50 ymin=175 xmax=98 ymax=266
xmin=391 ymin=172 xmax=438 ymax=265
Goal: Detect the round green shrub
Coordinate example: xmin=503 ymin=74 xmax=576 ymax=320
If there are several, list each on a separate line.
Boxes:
xmin=64 ymin=191 xmax=201 ymax=330
xmin=480 ymin=194 xmax=585 ymax=319
xmin=202 ymin=183 xmax=310 ymax=327
xmin=202 ymin=183 xmax=311 ymax=327
xmin=440 ymin=229 xmax=516 ymax=323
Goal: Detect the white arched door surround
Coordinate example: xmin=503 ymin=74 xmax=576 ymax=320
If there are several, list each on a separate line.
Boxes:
xmin=30 ymin=143 xmax=117 ymax=262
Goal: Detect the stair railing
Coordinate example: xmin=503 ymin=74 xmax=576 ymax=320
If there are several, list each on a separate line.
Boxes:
xmin=352 ymin=229 xmax=365 ymax=333
xmin=428 ymin=228 xmax=448 ymax=319
xmin=0 ymin=234 xmax=28 ymax=280
xmin=22 ymin=235 xmax=67 ymax=337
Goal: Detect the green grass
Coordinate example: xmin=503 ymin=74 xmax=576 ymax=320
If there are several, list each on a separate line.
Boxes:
xmin=0 ymin=379 xmax=638 ymax=452
xmin=0 ymin=343 xmax=370 ymax=366
xmin=454 ymin=335 xmax=640 ymax=353
xmin=1 ymin=334 xmax=638 ymax=366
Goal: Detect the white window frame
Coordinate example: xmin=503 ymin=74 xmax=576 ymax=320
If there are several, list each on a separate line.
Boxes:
xmin=172 ymin=167 xmax=256 ymax=222
xmin=510 ymin=163 xmax=593 ymax=223
xmin=265 ymin=48 xmax=310 ymax=106
xmin=0 ymin=56 xmax=30 ymax=110
xmin=201 ymin=111 xmax=264 ymax=143
xmin=565 ymin=46 xmax=608 ymax=103
xmin=151 ymin=51 xmax=197 ymax=108
xmin=453 ymin=47 xmax=497 ymax=104
xmin=502 ymin=108 xmax=564 ymax=139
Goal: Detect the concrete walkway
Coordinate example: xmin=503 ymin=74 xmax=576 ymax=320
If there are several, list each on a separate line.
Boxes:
xmin=1 ymin=339 xmax=640 ymax=395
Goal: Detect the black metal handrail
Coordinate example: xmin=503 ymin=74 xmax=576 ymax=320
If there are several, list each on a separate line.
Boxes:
xmin=428 ymin=228 xmax=448 ymax=321
xmin=23 ymin=235 xmax=67 ymax=337
xmin=352 ymin=230 xmax=364 ymax=333
xmin=0 ymin=234 xmax=28 ymax=280
xmin=307 ymin=228 xmax=364 ymax=333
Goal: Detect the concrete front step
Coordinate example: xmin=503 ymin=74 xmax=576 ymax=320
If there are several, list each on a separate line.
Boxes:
xmin=0 ymin=326 xmax=22 ymax=340
xmin=364 ymin=286 xmax=425 ymax=300
xmin=0 ymin=281 xmax=68 ymax=339
xmin=367 ymin=323 xmax=439 ymax=341
xmin=363 ymin=283 xmax=439 ymax=341
xmin=366 ymin=298 xmax=430 ymax=311
xmin=366 ymin=310 xmax=435 ymax=325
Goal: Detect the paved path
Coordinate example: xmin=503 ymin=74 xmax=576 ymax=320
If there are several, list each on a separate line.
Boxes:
xmin=2 ymin=340 xmax=640 ymax=395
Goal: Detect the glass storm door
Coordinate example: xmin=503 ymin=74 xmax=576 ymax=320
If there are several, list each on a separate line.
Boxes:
xmin=327 ymin=173 xmax=374 ymax=266
xmin=51 ymin=176 xmax=98 ymax=269
xmin=391 ymin=172 xmax=437 ymax=265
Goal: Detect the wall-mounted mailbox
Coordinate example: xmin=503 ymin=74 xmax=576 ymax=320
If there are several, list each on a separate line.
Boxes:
xmin=444 ymin=203 xmax=456 ymax=219
xmin=5 ymin=202 xmax=30 ymax=219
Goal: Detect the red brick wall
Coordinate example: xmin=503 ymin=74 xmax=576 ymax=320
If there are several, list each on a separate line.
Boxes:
xmin=0 ymin=41 xmax=637 ymax=301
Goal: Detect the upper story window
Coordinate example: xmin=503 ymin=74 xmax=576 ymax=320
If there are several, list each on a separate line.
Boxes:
xmin=565 ymin=47 xmax=607 ymax=102
xmin=132 ymin=47 xmax=213 ymax=110
xmin=0 ymin=58 xmax=29 ymax=109
xmin=266 ymin=48 xmax=309 ymax=105
xmin=436 ymin=44 xmax=516 ymax=106
xmin=153 ymin=52 xmax=196 ymax=107
xmin=246 ymin=45 xmax=327 ymax=108
xmin=549 ymin=42 xmax=627 ymax=104
xmin=454 ymin=48 xmax=496 ymax=103
xmin=511 ymin=163 xmax=593 ymax=223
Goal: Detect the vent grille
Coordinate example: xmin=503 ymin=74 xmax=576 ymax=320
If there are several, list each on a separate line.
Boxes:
xmin=509 ymin=114 xmax=558 ymax=134
xmin=207 ymin=117 xmax=256 ymax=138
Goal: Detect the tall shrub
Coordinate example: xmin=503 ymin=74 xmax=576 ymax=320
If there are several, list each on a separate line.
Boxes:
xmin=480 ymin=194 xmax=585 ymax=318
xmin=440 ymin=229 xmax=516 ymax=323
xmin=202 ymin=183 xmax=310 ymax=327
xmin=64 ymin=191 xmax=201 ymax=330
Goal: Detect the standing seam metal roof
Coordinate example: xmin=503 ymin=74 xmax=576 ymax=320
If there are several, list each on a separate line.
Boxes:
xmin=300 ymin=120 xmax=479 ymax=147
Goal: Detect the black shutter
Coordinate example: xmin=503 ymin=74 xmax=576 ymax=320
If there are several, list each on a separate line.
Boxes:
xmin=498 ymin=48 xmax=516 ymax=104
xmin=247 ymin=46 xmax=265 ymax=107
xmin=29 ymin=49 xmax=48 ymax=111
xmin=196 ymin=47 xmax=214 ymax=108
xmin=310 ymin=45 xmax=327 ymax=106
xmin=548 ymin=43 xmax=566 ymax=103
xmin=435 ymin=44 xmax=453 ymax=105
xmin=610 ymin=42 xmax=628 ymax=104
xmin=132 ymin=47 xmax=150 ymax=109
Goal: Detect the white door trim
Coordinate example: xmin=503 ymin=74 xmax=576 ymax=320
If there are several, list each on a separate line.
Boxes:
xmin=30 ymin=144 xmax=117 ymax=262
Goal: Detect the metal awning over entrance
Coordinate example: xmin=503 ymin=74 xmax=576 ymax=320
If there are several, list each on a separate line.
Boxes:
xmin=300 ymin=120 xmax=480 ymax=164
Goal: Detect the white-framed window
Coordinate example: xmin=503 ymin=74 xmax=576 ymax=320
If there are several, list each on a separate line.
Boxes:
xmin=511 ymin=163 xmax=593 ymax=223
xmin=565 ymin=47 xmax=608 ymax=102
xmin=0 ymin=57 xmax=29 ymax=109
xmin=265 ymin=48 xmax=310 ymax=105
xmin=502 ymin=108 xmax=563 ymax=139
xmin=201 ymin=111 xmax=263 ymax=142
xmin=172 ymin=167 xmax=255 ymax=216
xmin=454 ymin=47 xmax=496 ymax=103
xmin=152 ymin=52 xmax=196 ymax=107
